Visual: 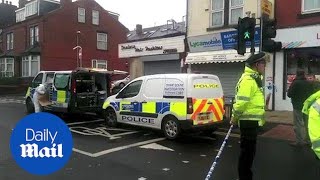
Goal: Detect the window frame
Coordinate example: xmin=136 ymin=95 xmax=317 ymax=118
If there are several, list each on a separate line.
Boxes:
xmin=301 ymin=0 xmax=320 ymax=14
xmin=97 ymin=33 xmax=107 ymax=50
xmin=92 ymin=59 xmax=107 ymax=69
xmin=78 ymin=7 xmax=86 ymax=23
xmin=30 ymin=26 xmax=39 ymax=46
xmin=210 ymin=0 xmax=225 ymax=28
xmin=0 ymin=58 xmax=14 ymax=77
xmin=22 ymin=55 xmax=40 ymax=77
xmin=25 ymin=0 xmax=38 ymax=17
xmin=229 ymin=0 xmax=244 ymax=25
xmin=92 ymin=10 xmax=99 ymax=25
xmin=6 ymin=33 xmax=13 ymax=50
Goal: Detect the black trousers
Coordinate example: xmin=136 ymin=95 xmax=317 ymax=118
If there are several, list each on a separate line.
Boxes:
xmin=238 ymin=120 xmax=259 ymax=180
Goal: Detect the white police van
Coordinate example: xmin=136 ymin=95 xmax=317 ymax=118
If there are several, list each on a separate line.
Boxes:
xmin=102 ymin=74 xmax=225 ymax=139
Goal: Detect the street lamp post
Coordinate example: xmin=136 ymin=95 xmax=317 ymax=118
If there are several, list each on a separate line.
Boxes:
xmin=73 ymin=45 xmax=82 ymax=67
xmin=75 ymin=31 xmax=81 ymax=67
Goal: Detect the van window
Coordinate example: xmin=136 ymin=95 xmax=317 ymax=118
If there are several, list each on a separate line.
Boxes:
xmin=143 ymin=78 xmax=165 ymax=98
xmin=33 ymin=73 xmax=43 ymax=87
xmin=191 ymin=75 xmax=223 ymax=98
xmin=118 ymin=80 xmax=142 ymax=98
xmin=163 ymin=78 xmax=185 ymax=98
xmin=46 ymin=73 xmax=54 ymax=83
xmin=54 ymin=74 xmax=70 ymax=89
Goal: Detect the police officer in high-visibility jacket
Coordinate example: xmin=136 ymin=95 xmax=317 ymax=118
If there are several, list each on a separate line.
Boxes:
xmin=231 ymin=52 xmax=266 ymax=180
xmin=302 ymin=90 xmax=320 ymax=160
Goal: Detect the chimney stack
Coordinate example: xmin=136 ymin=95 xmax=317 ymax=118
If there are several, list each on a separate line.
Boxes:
xmin=9 ymin=1 xmax=11 ymax=5
xmin=136 ymin=24 xmax=142 ymax=35
xmin=5 ymin=1 xmax=8 ymax=4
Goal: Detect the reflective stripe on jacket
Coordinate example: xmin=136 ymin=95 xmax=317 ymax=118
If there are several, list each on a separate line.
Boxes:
xmin=304 ymin=91 xmax=320 ymax=159
xmin=232 ymin=66 xmax=265 ymax=126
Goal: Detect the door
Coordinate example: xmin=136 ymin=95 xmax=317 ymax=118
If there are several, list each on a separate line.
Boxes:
xmin=74 ymin=72 xmax=96 ymax=109
xmin=52 ymin=73 xmax=71 ymax=109
xmin=115 ymin=80 xmax=143 ymax=125
xmin=144 ymin=60 xmax=181 ymax=75
xmin=29 ymin=72 xmax=44 ymax=99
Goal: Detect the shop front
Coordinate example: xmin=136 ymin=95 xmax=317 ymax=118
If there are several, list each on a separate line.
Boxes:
xmin=186 ymin=28 xmax=261 ymax=96
xmin=274 ymin=25 xmax=320 ymax=111
xmin=118 ymin=36 xmax=185 ymax=79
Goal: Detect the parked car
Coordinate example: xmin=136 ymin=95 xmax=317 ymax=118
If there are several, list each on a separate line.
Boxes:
xmin=112 ymin=75 xmax=130 ymax=88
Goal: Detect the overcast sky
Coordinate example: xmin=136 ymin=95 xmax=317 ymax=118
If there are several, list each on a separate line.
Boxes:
xmin=10 ymin=0 xmax=187 ymax=30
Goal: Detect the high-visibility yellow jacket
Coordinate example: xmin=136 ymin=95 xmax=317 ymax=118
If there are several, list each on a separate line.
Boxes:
xmin=232 ymin=66 xmax=265 ymax=127
xmin=302 ymin=90 xmax=320 ymax=159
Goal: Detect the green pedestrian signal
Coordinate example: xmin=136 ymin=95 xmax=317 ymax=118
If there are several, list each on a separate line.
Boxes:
xmin=244 ymin=31 xmax=250 ymax=39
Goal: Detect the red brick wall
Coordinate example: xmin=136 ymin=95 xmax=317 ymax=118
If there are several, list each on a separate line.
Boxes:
xmin=42 ymin=0 xmax=129 ymax=72
xmin=276 ymin=0 xmax=320 ymax=28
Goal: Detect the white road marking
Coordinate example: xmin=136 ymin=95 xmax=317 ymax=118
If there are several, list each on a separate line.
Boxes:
xmin=70 ymin=126 xmax=139 ymax=140
xmin=138 ymin=177 xmax=147 ymax=180
xmin=162 ymin=168 xmax=170 ymax=171
xmin=200 ymin=154 xmax=207 ymax=157
xmin=182 ymin=161 xmax=189 ymax=164
xmin=139 ymin=143 xmax=174 ymax=152
xmin=73 ymin=138 xmax=166 ymax=157
xmin=67 ymin=119 xmax=104 ymax=126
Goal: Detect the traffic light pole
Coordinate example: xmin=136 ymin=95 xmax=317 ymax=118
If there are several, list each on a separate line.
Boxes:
xmin=260 ymin=17 xmax=263 ymax=52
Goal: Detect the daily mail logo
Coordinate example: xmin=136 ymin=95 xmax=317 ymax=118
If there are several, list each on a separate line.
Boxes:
xmin=10 ymin=113 xmax=73 ymax=175
xmin=20 ymin=129 xmax=63 ymax=158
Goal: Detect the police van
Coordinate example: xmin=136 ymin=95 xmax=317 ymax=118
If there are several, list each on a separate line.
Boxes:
xmin=25 ymin=67 xmax=127 ymax=115
xmin=102 ymin=74 xmax=225 ymax=139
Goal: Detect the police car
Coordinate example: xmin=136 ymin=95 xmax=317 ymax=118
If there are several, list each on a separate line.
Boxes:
xmin=102 ymin=74 xmax=225 ymax=139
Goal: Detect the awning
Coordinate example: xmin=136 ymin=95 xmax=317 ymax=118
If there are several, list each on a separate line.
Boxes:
xmin=185 ymin=48 xmax=258 ymax=64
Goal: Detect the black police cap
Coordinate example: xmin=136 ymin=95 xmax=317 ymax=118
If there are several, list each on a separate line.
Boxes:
xmin=246 ymin=52 xmax=266 ymax=65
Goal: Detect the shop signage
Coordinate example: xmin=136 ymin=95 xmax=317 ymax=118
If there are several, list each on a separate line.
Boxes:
xmin=188 ymin=28 xmax=260 ymax=53
xmin=119 ymin=36 xmax=185 ymax=58
xmin=275 ymin=25 xmax=320 ymax=48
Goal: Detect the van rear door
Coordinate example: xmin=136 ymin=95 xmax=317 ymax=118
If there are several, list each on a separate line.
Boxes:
xmin=188 ymin=74 xmax=224 ymax=125
xmin=52 ymin=73 xmax=71 ymax=109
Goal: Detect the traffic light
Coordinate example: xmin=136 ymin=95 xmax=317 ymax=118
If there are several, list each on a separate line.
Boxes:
xmin=262 ymin=17 xmax=282 ymax=52
xmin=236 ymin=17 xmax=256 ymax=55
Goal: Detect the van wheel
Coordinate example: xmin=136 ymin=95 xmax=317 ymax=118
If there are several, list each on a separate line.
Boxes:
xmin=26 ymin=98 xmax=34 ymax=114
xmin=104 ymin=108 xmax=117 ymax=127
xmin=162 ymin=116 xmax=180 ymax=140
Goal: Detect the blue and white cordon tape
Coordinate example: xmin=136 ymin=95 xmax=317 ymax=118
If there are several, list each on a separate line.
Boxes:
xmin=205 ymin=124 xmax=234 ymax=180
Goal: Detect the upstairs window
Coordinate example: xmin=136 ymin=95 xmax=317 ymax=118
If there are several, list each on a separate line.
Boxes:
xmin=302 ymin=0 xmax=320 ymax=13
xmin=16 ymin=8 xmax=26 ymax=22
xmin=229 ymin=0 xmax=243 ymax=24
xmin=211 ymin=0 xmax=224 ymax=27
xmin=97 ymin=33 xmax=107 ymax=50
xmin=30 ymin=26 xmax=39 ymax=46
xmin=92 ymin=10 xmax=99 ymax=25
xmin=6 ymin=33 xmax=13 ymax=50
xmin=25 ymin=1 xmax=38 ymax=17
xmin=78 ymin=7 xmax=86 ymax=23
xmin=92 ymin=59 xmax=107 ymax=69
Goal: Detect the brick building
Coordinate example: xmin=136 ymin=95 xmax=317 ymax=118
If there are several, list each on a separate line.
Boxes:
xmin=272 ymin=0 xmax=320 ymax=111
xmin=0 ymin=0 xmax=129 ymax=78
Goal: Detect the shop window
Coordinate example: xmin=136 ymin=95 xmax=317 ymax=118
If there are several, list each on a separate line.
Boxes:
xmin=286 ymin=48 xmax=320 ymax=92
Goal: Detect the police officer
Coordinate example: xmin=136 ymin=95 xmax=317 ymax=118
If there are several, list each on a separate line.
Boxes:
xmin=231 ymin=52 xmax=266 ymax=180
xmin=302 ymin=90 xmax=320 ymax=160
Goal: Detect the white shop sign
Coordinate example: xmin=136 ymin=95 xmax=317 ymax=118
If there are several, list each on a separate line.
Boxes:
xmin=119 ymin=36 xmax=185 ymax=58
